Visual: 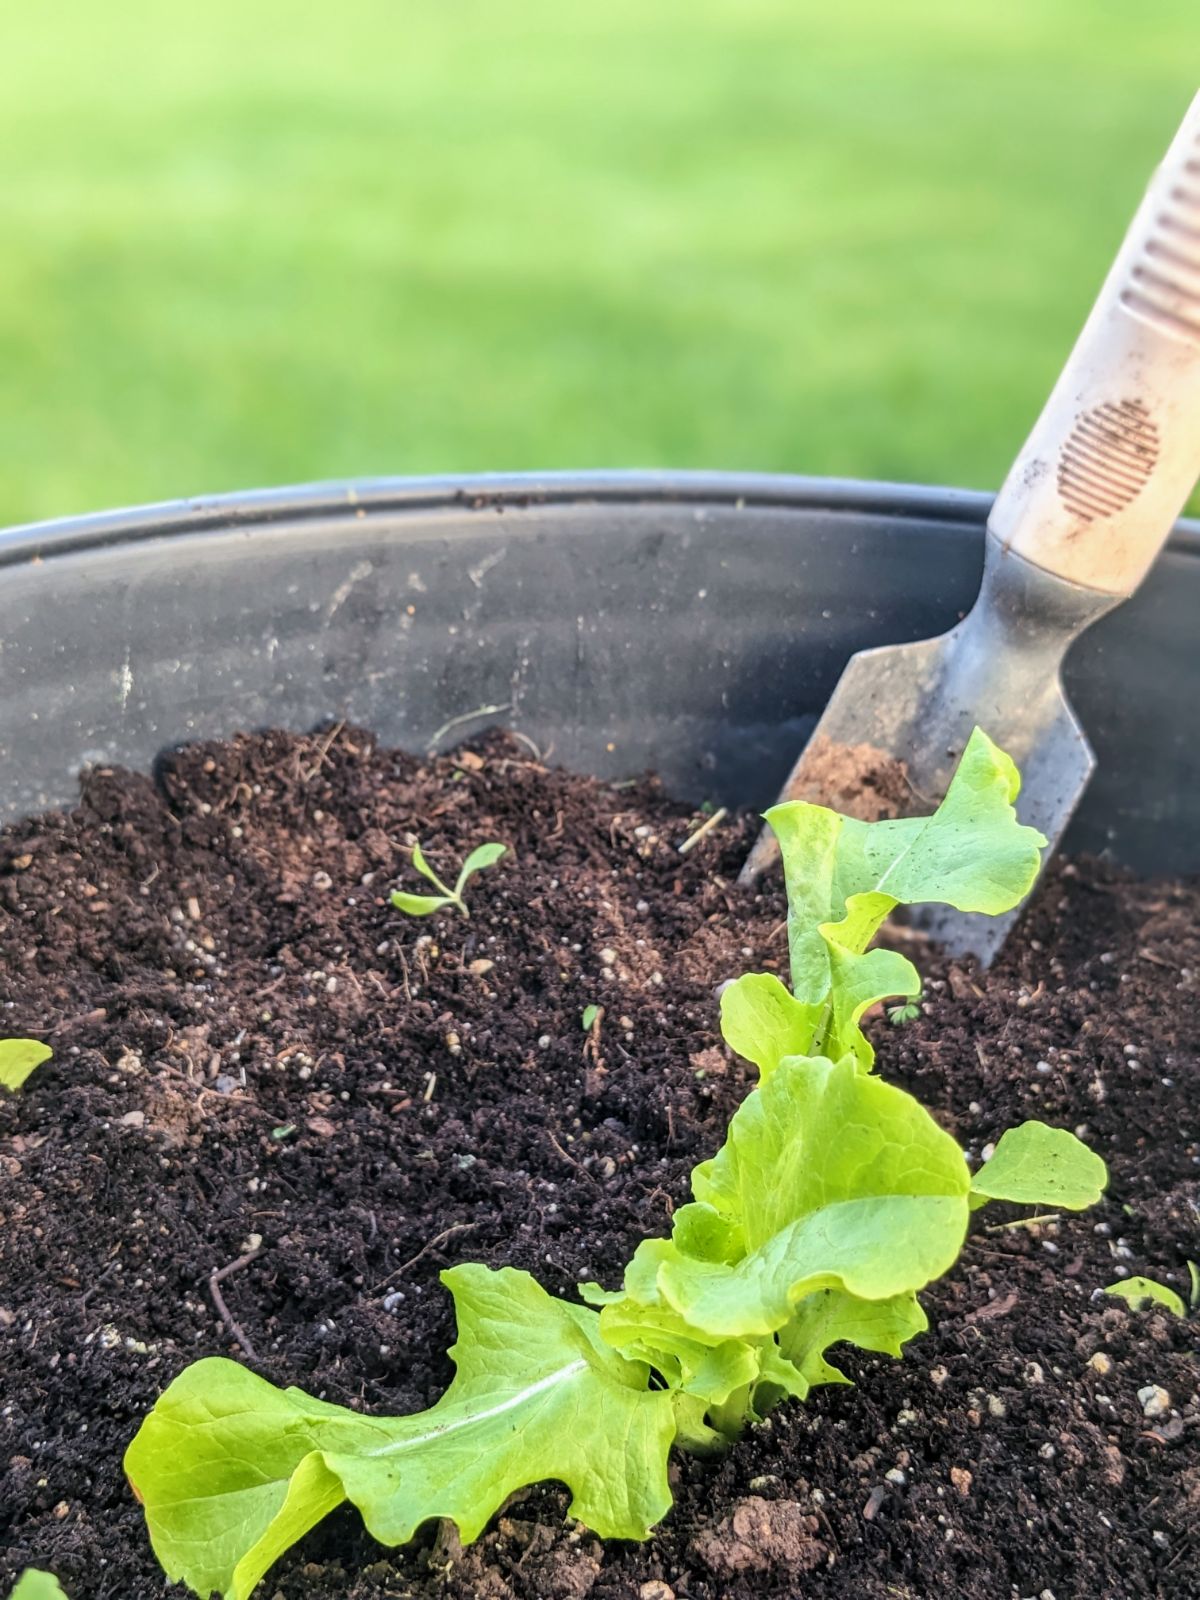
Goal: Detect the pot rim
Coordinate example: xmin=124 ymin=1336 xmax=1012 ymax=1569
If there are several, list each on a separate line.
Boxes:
xmin=5 ymin=470 xmax=1199 ymax=568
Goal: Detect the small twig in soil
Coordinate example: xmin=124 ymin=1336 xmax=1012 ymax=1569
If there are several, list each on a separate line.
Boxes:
xmin=506 ymin=729 xmax=545 ymax=764
xmin=964 ymin=1242 xmax=1047 ymax=1268
xmin=546 ymin=1129 xmax=596 ymax=1183
xmin=50 ymin=1007 xmax=107 ymax=1035
xmin=208 ymin=1242 xmax=263 ymax=1362
xmin=608 ymin=809 xmax=636 ymax=847
xmin=815 ymin=1505 xmax=842 ymax=1556
xmin=396 ymin=948 xmax=412 ymax=1001
xmin=985 ymin=1211 xmax=1061 ymax=1233
xmin=299 ymin=720 xmax=345 ymax=783
xmin=1164 ymin=1526 xmax=1194 ymax=1572
xmin=677 ymin=806 xmax=728 ymax=856
xmin=372 ymin=1222 xmax=476 ymax=1293
xmin=426 ymin=702 xmax=513 ymax=754
xmin=77 ymin=1264 xmax=118 ymax=1312
xmin=1136 ymin=946 xmax=1178 ymax=970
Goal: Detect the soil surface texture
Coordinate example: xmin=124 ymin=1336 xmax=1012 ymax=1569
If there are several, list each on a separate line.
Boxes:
xmin=1 ymin=726 xmax=1197 ymax=1600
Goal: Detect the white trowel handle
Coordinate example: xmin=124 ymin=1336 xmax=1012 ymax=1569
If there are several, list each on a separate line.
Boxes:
xmin=990 ymin=91 xmax=1200 ymax=595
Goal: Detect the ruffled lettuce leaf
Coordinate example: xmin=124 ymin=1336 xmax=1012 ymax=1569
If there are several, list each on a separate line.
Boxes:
xmin=724 ymin=729 xmax=1045 ymax=1073
xmin=124 ymin=1265 xmax=675 ymax=1600
xmin=778 ymin=1285 xmax=928 ymax=1389
xmin=653 ymin=1057 xmax=970 ymax=1337
xmin=718 ymin=974 xmax=821 ymax=1082
xmin=597 ymin=1058 xmax=968 ymax=1401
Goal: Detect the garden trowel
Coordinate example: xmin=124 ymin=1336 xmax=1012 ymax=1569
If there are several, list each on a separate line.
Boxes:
xmin=740 ymin=91 xmax=1200 ymax=963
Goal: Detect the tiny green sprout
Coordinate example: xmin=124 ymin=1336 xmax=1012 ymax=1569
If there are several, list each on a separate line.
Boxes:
xmin=581 ymin=1005 xmax=601 ymax=1032
xmin=390 ymin=841 xmax=506 ymax=920
xmin=1105 ymin=1276 xmax=1187 ymax=1318
xmin=887 ymin=998 xmax=922 ymax=1026
xmin=0 ymin=1038 xmax=52 ymax=1094
xmin=1189 ymin=1260 xmax=1200 ymax=1310
xmin=9 ymin=1572 xmax=69 ymax=1599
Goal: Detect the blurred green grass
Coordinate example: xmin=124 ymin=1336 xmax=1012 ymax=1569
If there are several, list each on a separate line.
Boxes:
xmin=0 ymin=1 xmax=1195 ymax=524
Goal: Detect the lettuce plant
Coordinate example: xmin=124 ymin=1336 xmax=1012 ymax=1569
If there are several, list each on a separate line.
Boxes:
xmin=390 ymin=840 xmax=506 ymax=919
xmin=125 ymin=729 xmax=1105 ymax=1599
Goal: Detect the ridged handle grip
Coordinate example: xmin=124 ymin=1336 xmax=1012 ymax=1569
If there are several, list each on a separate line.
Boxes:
xmin=990 ymin=91 xmax=1200 ymax=595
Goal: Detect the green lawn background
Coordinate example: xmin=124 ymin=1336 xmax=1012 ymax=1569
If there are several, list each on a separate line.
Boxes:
xmin=0 ymin=0 xmax=1195 ymax=525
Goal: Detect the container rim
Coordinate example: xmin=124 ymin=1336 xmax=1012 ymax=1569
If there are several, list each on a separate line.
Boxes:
xmin=3 ymin=470 xmax=1199 ymax=566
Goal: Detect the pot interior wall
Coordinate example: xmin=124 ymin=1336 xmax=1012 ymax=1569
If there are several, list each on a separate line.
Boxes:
xmin=0 ymin=473 xmax=1195 ymax=875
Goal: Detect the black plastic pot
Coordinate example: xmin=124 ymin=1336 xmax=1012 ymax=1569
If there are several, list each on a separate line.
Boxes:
xmin=1 ymin=472 xmax=1196 ymax=874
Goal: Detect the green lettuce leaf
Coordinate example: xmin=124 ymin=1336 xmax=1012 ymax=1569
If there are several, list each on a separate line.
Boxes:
xmin=596 ymin=1296 xmax=762 ymax=1403
xmin=627 ymin=1056 xmax=971 ymax=1339
xmin=0 ymin=1039 xmax=52 ymax=1094
xmin=453 ymin=841 xmax=507 ymax=895
xmin=1104 ymin=1277 xmax=1186 ymax=1318
xmin=591 ymin=1060 xmax=965 ymax=1423
xmin=718 ymin=973 xmax=821 ymax=1082
xmin=125 ymin=1265 xmax=675 ymax=1600
xmin=970 ymin=1121 xmax=1107 ymax=1210
xmin=388 ymin=889 xmax=454 ymax=916
xmin=778 ymin=1286 xmax=928 ymax=1389
xmin=757 ymin=728 xmax=1044 ymax=1067
xmin=9 ymin=1575 xmax=69 ymax=1600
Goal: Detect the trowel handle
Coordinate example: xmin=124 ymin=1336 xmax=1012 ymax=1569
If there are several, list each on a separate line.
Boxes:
xmin=990 ymin=91 xmax=1200 ymax=596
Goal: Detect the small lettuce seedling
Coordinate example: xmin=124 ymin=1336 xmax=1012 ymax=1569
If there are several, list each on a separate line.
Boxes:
xmin=389 ymin=841 xmax=506 ymax=919
xmin=8 ymin=1573 xmax=69 ymax=1600
xmin=887 ymin=996 xmax=922 ymax=1025
xmin=126 ymin=728 xmax=1106 ymax=1600
xmin=0 ymin=1039 xmax=52 ymax=1094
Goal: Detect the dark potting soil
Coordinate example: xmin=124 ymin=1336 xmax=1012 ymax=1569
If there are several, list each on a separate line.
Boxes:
xmin=1 ymin=727 xmax=1198 ymax=1600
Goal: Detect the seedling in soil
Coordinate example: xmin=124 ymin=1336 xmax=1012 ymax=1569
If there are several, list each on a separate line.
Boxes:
xmin=581 ymin=1004 xmax=601 ymax=1031
xmin=389 ymin=840 xmax=506 ymax=919
xmin=0 ymin=1038 xmax=51 ymax=1094
xmin=1105 ymin=1276 xmax=1187 ymax=1318
xmin=127 ymin=728 xmax=1106 ymax=1600
xmin=8 ymin=1573 xmax=69 ymax=1599
xmin=887 ymin=996 xmax=922 ymax=1025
